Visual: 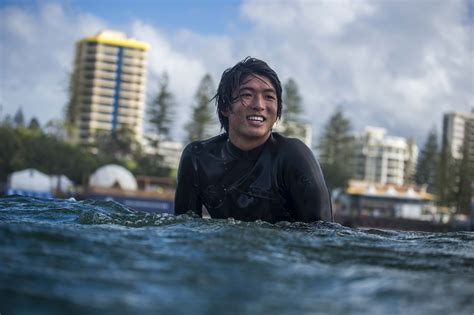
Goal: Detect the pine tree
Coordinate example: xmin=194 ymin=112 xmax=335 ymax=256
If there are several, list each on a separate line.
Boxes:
xmin=437 ymin=139 xmax=459 ymax=209
xmin=281 ymin=78 xmax=304 ymax=137
xmin=404 ymin=138 xmax=417 ymax=185
xmin=318 ymin=107 xmax=355 ymax=192
xmin=283 ymin=78 xmax=302 ymax=121
xmin=456 ymin=121 xmax=474 ymax=215
xmin=13 ymin=108 xmax=25 ymax=127
xmin=95 ymin=127 xmax=140 ymax=164
xmin=148 ymin=72 xmax=174 ymax=138
xmin=456 ymin=123 xmax=473 ymax=215
xmin=44 ymin=119 xmax=68 ymax=141
xmin=185 ymin=74 xmax=217 ymax=143
xmin=415 ymin=126 xmax=439 ymax=193
xmin=64 ymin=71 xmax=80 ymax=142
xmin=1 ymin=114 xmax=13 ymax=127
xmin=28 ymin=117 xmax=41 ymax=130
xmin=142 ymin=72 xmax=175 ymax=177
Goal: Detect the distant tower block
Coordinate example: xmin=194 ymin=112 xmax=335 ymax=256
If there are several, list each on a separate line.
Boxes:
xmin=443 ymin=112 xmax=474 ymax=162
xmin=69 ymin=30 xmax=150 ymax=145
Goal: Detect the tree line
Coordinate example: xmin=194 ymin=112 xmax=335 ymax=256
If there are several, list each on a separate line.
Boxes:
xmin=2 ymin=72 xmax=471 ymax=215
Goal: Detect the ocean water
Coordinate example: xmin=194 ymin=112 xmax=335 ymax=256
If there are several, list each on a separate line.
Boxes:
xmin=1 ymin=196 xmax=473 ymax=315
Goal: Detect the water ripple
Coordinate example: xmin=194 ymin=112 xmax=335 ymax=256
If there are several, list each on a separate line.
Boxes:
xmin=1 ymin=195 xmax=473 ymax=315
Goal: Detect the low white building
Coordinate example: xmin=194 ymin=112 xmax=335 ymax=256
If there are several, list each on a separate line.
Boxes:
xmin=141 ymin=133 xmax=183 ymax=170
xmin=273 ymin=118 xmax=312 ymax=147
xmin=354 ymin=127 xmax=418 ymax=186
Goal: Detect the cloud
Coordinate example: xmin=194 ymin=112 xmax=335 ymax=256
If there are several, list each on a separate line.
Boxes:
xmin=129 ymin=21 xmax=208 ymax=139
xmin=0 ymin=2 xmax=106 ymax=124
xmin=238 ymin=0 xmax=473 ymax=144
xmin=242 ymin=0 xmax=375 ymax=36
xmin=0 ymin=0 xmax=472 ymax=146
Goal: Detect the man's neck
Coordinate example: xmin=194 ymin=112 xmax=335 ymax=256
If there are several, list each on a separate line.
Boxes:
xmin=227 ymin=133 xmax=271 ymax=151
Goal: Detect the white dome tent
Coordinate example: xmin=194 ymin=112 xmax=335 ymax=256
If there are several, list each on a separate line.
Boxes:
xmin=89 ymin=164 xmax=137 ymax=191
xmin=7 ymin=168 xmax=53 ymax=198
xmin=85 ymin=164 xmax=175 ymax=214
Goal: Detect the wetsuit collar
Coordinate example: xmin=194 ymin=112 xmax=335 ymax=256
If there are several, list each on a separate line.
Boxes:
xmin=225 ymin=135 xmax=270 ymax=160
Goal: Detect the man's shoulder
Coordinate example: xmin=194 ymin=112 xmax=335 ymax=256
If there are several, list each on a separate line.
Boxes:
xmin=270 ymin=132 xmax=311 ymax=154
xmin=183 ymin=134 xmax=227 ymax=156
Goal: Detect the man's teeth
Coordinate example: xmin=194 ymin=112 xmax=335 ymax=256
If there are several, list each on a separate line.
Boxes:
xmin=247 ymin=116 xmax=264 ymax=122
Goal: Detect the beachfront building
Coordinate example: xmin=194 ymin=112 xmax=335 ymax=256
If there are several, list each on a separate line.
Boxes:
xmin=442 ymin=111 xmax=474 ymax=163
xmin=141 ymin=133 xmax=183 ymax=171
xmin=340 ymin=180 xmax=436 ymax=220
xmin=69 ymin=30 xmax=150 ymax=145
xmin=354 ymin=127 xmax=418 ymax=186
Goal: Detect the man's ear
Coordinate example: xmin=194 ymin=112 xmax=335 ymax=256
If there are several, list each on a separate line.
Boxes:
xmin=221 ymin=109 xmax=230 ymax=118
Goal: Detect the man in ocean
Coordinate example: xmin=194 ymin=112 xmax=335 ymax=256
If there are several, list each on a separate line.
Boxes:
xmin=174 ymin=57 xmax=332 ymax=223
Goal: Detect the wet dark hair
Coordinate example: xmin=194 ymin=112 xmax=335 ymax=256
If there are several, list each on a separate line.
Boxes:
xmin=213 ymin=57 xmax=282 ymax=133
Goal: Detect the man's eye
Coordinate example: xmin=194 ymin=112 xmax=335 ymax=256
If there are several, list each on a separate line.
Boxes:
xmin=240 ymin=93 xmax=252 ymax=98
xmin=265 ymin=95 xmax=276 ymax=100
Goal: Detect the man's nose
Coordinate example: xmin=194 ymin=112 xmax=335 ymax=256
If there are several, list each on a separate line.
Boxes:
xmin=251 ymin=94 xmax=265 ymax=111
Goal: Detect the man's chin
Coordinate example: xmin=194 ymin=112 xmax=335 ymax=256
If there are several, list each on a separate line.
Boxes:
xmin=244 ymin=130 xmax=272 ymax=140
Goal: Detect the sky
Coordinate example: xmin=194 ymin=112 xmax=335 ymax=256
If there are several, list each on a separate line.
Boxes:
xmin=0 ymin=0 xmax=473 ymax=146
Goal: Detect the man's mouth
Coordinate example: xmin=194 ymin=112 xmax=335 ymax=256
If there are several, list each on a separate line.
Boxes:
xmin=247 ymin=115 xmax=265 ymax=122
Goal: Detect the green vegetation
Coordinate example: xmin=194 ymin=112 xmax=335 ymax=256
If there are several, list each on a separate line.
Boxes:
xmin=148 ymin=72 xmax=175 ymax=138
xmin=415 ymin=126 xmax=439 ymax=193
xmin=317 ymin=107 xmax=355 ymax=192
xmin=280 ymin=78 xmax=307 ymax=138
xmin=64 ymin=70 xmax=80 ymax=141
xmin=282 ymin=78 xmax=303 ymax=120
xmin=94 ymin=127 xmax=140 ymax=166
xmin=437 ymin=140 xmax=460 ymax=209
xmin=185 ymin=74 xmax=217 ymax=143
xmin=436 ymin=125 xmax=473 ymax=215
xmin=143 ymin=72 xmax=177 ymax=177
xmin=0 ymin=120 xmax=97 ymax=184
xmin=13 ymin=107 xmax=25 ymax=127
xmin=456 ymin=140 xmax=472 ymax=215
xmin=0 ymin=113 xmax=173 ymax=186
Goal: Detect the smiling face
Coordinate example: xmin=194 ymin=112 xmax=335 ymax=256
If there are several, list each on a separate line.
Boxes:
xmin=222 ymin=74 xmax=278 ymax=150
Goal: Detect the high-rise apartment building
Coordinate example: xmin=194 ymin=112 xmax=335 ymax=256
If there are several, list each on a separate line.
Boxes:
xmin=354 ymin=127 xmax=418 ymax=186
xmin=69 ymin=30 xmax=149 ymax=145
xmin=442 ymin=111 xmax=474 ymax=161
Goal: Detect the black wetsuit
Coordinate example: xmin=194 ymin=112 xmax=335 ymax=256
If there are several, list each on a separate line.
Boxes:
xmin=174 ymin=132 xmax=333 ymax=223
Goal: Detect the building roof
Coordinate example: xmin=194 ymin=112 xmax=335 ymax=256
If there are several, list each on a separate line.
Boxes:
xmin=78 ymin=30 xmax=150 ymax=51
xmin=346 ymin=180 xmax=436 ymax=201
